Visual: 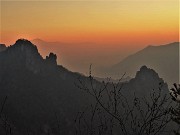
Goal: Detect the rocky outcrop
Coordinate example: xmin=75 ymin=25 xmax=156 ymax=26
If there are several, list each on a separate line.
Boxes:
xmin=122 ymin=65 xmax=168 ymax=98
xmin=135 ymin=65 xmax=162 ymax=82
xmin=1 ymin=39 xmax=58 ymax=74
xmin=45 ymin=52 xmax=57 ymax=66
xmin=7 ymin=39 xmax=44 ymax=74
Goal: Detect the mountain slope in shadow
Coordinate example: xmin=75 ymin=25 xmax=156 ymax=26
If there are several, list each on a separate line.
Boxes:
xmin=109 ymin=42 xmax=179 ymax=85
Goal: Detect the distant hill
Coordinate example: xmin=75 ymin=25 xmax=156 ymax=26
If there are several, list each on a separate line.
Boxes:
xmin=0 ymin=39 xmax=170 ymax=134
xmin=108 ymin=42 xmax=179 ymax=85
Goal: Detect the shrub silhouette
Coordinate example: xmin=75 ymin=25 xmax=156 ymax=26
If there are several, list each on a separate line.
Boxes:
xmin=170 ymin=83 xmax=180 ymax=135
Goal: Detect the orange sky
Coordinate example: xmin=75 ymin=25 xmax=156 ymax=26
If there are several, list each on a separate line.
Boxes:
xmin=0 ymin=0 xmax=179 ymax=47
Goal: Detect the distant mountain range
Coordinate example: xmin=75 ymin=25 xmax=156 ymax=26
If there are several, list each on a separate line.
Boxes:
xmin=0 ymin=39 xmax=171 ymax=134
xmin=31 ymin=38 xmax=138 ymax=77
xmin=32 ymin=39 xmax=179 ymax=85
xmin=106 ymin=42 xmax=179 ymax=85
xmin=31 ymin=38 xmax=102 ymax=75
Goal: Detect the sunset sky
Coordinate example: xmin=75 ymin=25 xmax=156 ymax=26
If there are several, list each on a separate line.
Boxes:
xmin=1 ymin=0 xmax=179 ymax=46
xmin=0 ymin=0 xmax=179 ymax=75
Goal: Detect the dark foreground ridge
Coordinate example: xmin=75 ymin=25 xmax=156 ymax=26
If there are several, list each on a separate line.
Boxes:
xmin=0 ymin=39 xmax=171 ymax=135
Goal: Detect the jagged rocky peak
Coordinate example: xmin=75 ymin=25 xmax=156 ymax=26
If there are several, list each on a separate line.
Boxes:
xmin=128 ymin=65 xmax=168 ymax=94
xmin=135 ymin=65 xmax=162 ymax=82
xmin=9 ymin=39 xmax=42 ymax=59
xmin=1 ymin=39 xmax=58 ymax=74
xmin=15 ymin=38 xmax=33 ymax=45
xmin=0 ymin=44 xmax=7 ymax=52
xmin=12 ymin=39 xmax=38 ymax=52
xmin=45 ymin=52 xmax=57 ymax=66
xmin=7 ymin=39 xmax=44 ymax=74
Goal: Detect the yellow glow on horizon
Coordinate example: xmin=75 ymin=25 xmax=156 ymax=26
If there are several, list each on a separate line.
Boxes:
xmin=1 ymin=0 xmax=179 ymax=46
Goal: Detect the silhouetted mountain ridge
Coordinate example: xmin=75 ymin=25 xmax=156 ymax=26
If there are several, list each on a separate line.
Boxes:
xmin=0 ymin=39 xmax=96 ymax=134
xmin=0 ymin=39 xmax=170 ymax=134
